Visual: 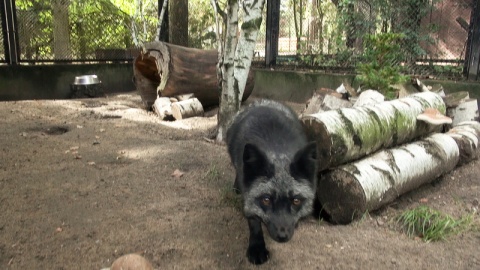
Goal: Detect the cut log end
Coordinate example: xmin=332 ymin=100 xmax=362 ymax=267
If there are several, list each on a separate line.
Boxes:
xmin=302 ymin=117 xmax=335 ymax=172
xmin=318 ymin=169 xmax=367 ymax=224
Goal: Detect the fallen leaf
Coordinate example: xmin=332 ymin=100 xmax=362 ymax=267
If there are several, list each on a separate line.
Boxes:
xmin=171 ymin=169 xmax=185 ymax=178
xmin=419 ymin=198 xmax=428 ymax=203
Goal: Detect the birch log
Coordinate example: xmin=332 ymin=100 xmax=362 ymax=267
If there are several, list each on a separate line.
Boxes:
xmin=447 ymin=99 xmax=479 ymax=126
xmin=446 ymin=121 xmax=480 ymax=165
xmin=152 ymin=97 xmax=173 ymax=120
xmin=171 ymin=98 xmax=204 ymax=120
xmin=302 ymin=92 xmax=446 ymax=171
xmin=318 ymin=133 xmax=460 ymax=224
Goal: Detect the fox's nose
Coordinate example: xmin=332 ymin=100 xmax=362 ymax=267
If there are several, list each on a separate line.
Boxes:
xmin=276 ymin=227 xmax=291 ymax=242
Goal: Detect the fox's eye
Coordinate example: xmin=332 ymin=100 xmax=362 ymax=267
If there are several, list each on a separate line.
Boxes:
xmin=261 ymin=196 xmax=271 ymax=206
xmin=292 ymin=198 xmax=302 ymax=206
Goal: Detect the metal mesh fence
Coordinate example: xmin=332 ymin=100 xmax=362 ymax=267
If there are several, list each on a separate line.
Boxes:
xmin=14 ymin=0 xmax=158 ymax=62
xmin=1 ymin=0 xmax=475 ymax=79
xmin=255 ymin=0 xmax=473 ymax=79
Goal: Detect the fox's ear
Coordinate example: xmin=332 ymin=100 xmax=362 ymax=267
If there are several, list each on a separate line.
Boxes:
xmin=243 ymin=144 xmax=273 ymax=186
xmin=290 ymin=142 xmax=318 ymax=182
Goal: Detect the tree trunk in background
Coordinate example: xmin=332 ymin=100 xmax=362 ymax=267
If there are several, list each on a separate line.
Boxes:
xmin=169 ymin=0 xmax=188 ymax=46
xmin=156 ymin=0 xmax=169 ymax=41
xmin=318 ymin=133 xmax=459 ymax=224
xmin=52 ymin=0 xmax=70 ymax=60
xmin=301 ymin=92 xmax=446 ymax=171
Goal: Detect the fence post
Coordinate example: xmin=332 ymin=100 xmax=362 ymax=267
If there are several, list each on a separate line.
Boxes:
xmin=465 ymin=0 xmax=480 ymax=80
xmin=1 ymin=0 xmax=20 ymax=64
xmin=265 ymin=0 xmax=280 ymax=67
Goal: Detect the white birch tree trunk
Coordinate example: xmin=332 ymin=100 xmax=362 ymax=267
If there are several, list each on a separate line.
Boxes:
xmin=156 ymin=0 xmax=168 ymax=41
xmin=214 ymin=0 xmax=266 ymax=142
xmin=302 ymin=92 xmax=447 ymax=171
xmin=318 ymin=133 xmax=460 ymax=224
xmin=216 ymin=0 xmax=239 ymax=142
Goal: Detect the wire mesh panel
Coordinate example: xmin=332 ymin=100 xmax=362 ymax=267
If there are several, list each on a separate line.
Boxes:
xmin=2 ymin=0 xmax=475 ymax=79
xmin=262 ymin=0 xmax=473 ymax=78
xmin=15 ymin=0 xmax=159 ymax=62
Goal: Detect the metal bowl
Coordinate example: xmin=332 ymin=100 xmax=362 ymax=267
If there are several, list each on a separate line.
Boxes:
xmin=73 ymin=75 xmax=100 ymax=85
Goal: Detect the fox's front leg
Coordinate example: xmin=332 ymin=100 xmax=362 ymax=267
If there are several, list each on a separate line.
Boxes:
xmin=246 ymin=217 xmax=270 ymax=264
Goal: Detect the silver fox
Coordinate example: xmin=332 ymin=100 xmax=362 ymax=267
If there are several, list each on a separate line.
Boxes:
xmin=226 ymin=100 xmax=318 ymax=265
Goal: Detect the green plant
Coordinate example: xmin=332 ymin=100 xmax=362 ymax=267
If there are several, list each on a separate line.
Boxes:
xmin=204 ymin=164 xmax=220 ymax=183
xmin=356 ymin=33 xmax=410 ymax=99
xmin=397 ymin=206 xmax=474 ymax=242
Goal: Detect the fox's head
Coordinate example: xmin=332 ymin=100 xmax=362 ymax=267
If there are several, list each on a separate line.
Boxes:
xmin=241 ymin=142 xmax=318 ymax=243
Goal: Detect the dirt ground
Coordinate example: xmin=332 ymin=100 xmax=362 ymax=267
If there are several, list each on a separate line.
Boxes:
xmin=0 ymin=92 xmax=479 ymax=270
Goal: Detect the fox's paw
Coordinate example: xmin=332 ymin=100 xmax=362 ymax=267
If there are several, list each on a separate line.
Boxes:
xmin=247 ymin=244 xmax=270 ymax=265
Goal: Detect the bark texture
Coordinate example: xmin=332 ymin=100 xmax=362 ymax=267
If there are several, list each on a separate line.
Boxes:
xmin=302 ymin=92 xmax=447 ymax=171
xmin=318 ymin=133 xmax=459 ymax=224
xmin=216 ymin=0 xmax=266 ymax=141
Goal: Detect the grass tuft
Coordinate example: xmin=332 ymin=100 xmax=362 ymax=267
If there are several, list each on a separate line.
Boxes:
xmin=397 ymin=206 xmax=474 ymax=242
xmin=204 ymin=164 xmax=221 ymax=183
xmin=220 ymin=185 xmax=243 ymax=211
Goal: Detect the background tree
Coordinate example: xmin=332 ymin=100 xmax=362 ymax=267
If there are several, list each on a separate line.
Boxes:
xmin=169 ymin=0 xmax=188 ymax=46
xmin=52 ymin=0 xmax=70 ymax=59
xmin=291 ymin=0 xmax=305 ymax=52
xmin=189 ymin=0 xmax=216 ymax=49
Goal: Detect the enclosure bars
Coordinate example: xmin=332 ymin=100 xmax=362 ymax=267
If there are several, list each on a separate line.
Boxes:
xmin=265 ymin=0 xmax=280 ymax=67
xmin=1 ymin=0 xmax=20 ymax=64
xmin=465 ymin=0 xmax=480 ymax=80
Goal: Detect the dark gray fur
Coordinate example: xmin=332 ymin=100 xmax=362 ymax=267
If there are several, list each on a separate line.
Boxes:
xmin=226 ymin=100 xmax=318 ymax=265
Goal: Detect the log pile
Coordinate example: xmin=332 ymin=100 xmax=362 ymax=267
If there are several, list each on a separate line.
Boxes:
xmin=152 ymin=95 xmax=205 ymax=121
xmin=302 ymin=92 xmax=446 ymax=171
xmin=301 ymin=83 xmax=480 ymax=224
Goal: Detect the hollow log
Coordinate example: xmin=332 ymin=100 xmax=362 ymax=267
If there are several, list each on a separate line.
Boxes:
xmin=171 ymin=98 xmax=204 ymax=120
xmin=318 ymin=133 xmax=459 ymax=224
xmin=133 ymin=60 xmax=159 ymax=109
xmin=302 ymin=92 xmax=446 ymax=171
xmin=134 ymin=41 xmax=255 ymax=108
xmin=446 ymin=121 xmax=480 ymax=165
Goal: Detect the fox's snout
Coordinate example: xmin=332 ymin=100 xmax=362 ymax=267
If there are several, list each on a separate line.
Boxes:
xmin=267 ymin=218 xmax=295 ymax=243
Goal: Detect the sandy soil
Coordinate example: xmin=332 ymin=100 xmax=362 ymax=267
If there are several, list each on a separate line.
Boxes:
xmin=0 ymin=93 xmax=479 ymax=270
